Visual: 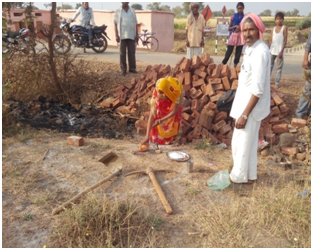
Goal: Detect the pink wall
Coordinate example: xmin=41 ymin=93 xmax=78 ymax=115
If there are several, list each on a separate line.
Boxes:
xmin=3 ymin=9 xmax=51 ymax=31
xmin=57 ymin=9 xmax=174 ymax=52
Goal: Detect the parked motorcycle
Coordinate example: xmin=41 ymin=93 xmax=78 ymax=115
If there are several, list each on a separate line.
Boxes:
xmin=53 ymin=19 xmax=110 ymax=55
xmin=2 ymin=28 xmax=36 ymax=56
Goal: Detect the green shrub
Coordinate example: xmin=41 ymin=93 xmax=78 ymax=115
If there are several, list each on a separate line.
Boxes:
xmin=296 ymin=18 xmax=311 ymax=30
xmin=174 ymin=23 xmax=186 ymax=30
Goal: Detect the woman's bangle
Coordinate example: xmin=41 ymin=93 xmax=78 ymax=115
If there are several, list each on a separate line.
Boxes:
xmin=158 ymin=119 xmax=161 ymax=124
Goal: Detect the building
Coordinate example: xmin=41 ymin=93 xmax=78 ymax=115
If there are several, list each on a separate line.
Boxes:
xmin=57 ymin=9 xmax=174 ymax=52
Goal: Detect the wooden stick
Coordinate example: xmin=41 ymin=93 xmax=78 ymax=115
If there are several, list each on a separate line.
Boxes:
xmin=52 ymin=168 xmax=121 ymax=215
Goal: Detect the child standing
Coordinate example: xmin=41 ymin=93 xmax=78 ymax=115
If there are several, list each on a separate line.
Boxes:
xmin=269 ymin=12 xmax=288 ymax=87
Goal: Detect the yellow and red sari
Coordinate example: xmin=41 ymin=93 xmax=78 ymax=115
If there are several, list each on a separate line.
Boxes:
xmin=149 ymin=77 xmax=184 ymax=145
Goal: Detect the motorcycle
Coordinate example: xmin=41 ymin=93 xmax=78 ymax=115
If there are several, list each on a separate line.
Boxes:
xmin=2 ymin=28 xmax=36 ymax=56
xmin=53 ymin=19 xmax=110 ymax=55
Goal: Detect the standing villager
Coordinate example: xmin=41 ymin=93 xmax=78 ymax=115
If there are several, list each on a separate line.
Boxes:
xmin=269 ymin=12 xmax=288 ymax=87
xmin=138 ymin=77 xmax=184 ymax=151
xmin=71 ymin=2 xmax=95 ymax=47
xmin=114 ymin=2 xmax=139 ymax=76
xmin=185 ymin=2 xmax=205 ymax=59
xmin=294 ymin=32 xmax=311 ymax=118
xmin=229 ymin=13 xmax=271 ymax=184
xmin=222 ymin=2 xmax=245 ymax=67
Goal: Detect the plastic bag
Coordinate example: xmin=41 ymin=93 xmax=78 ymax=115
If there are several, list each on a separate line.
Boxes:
xmin=207 ymin=170 xmax=231 ymax=190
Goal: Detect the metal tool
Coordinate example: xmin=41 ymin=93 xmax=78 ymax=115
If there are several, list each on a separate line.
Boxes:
xmin=124 ymin=167 xmax=176 ymax=214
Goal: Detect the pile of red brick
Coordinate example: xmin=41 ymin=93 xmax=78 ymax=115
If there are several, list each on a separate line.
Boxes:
xmin=102 ymin=53 xmax=292 ymax=146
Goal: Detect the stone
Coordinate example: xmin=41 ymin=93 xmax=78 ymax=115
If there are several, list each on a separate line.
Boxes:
xmin=260 ymin=149 xmax=269 ymax=157
xmin=281 ymin=147 xmax=298 ymax=155
xmin=279 ymin=133 xmax=295 ymax=147
xmin=291 ymin=118 xmax=306 ymax=128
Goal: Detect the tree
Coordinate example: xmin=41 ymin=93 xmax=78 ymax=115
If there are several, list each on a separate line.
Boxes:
xmin=291 ymin=8 xmax=299 ymax=16
xmin=160 ymin=5 xmax=171 ymax=12
xmin=172 ymin=6 xmax=183 ymax=16
xmin=131 ymin=3 xmax=143 ymax=10
xmin=259 ymin=9 xmax=271 ymax=16
xmin=44 ymin=3 xmax=52 ymax=9
xmin=225 ymin=9 xmax=235 ymax=16
xmin=146 ymin=2 xmax=161 ymax=11
xmin=182 ymin=2 xmax=204 ymax=15
xmin=57 ymin=3 xmax=73 ymax=10
xmin=212 ymin=11 xmax=223 ymax=17
xmin=308 ymin=12 xmax=311 ymax=17
xmin=75 ymin=3 xmax=82 ymax=9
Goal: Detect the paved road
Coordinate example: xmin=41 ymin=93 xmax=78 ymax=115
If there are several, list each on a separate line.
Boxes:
xmin=38 ymin=44 xmax=305 ymax=79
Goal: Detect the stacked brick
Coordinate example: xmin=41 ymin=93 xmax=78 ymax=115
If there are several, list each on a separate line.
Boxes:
xmin=102 ymin=53 xmax=291 ymax=147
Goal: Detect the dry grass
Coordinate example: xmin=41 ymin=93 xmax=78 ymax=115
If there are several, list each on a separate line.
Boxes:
xmin=46 ymin=194 xmax=162 ymax=248
xmin=192 ymin=180 xmax=311 ymax=248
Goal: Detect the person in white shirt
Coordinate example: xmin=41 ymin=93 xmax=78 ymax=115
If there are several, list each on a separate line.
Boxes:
xmin=114 ymin=2 xmax=139 ymax=76
xmin=72 ymin=2 xmax=96 ymax=47
xmin=229 ymin=13 xmax=271 ymax=184
xmin=268 ymin=12 xmax=288 ymax=87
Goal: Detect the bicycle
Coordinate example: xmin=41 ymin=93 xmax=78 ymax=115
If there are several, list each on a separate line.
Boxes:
xmin=138 ymin=29 xmax=159 ymax=52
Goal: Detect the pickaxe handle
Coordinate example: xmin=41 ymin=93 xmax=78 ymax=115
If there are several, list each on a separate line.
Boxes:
xmin=148 ymin=171 xmax=173 ymax=214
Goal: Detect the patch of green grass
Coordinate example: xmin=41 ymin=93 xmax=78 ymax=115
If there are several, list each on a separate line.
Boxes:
xmin=194 ymin=139 xmax=211 ymax=150
xmin=22 ymin=212 xmax=34 ymax=221
xmin=188 ymin=188 xmax=199 ymax=195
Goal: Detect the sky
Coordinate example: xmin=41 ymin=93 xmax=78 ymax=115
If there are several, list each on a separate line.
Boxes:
xmin=33 ymin=1 xmax=312 ymax=16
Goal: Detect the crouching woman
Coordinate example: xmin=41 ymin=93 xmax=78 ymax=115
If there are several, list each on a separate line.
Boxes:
xmin=138 ymin=77 xmax=184 ymax=151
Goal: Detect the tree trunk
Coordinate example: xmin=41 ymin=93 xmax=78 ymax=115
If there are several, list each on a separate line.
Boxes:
xmin=48 ymin=2 xmax=63 ymax=94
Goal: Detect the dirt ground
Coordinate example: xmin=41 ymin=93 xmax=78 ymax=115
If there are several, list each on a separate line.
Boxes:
xmin=2 ymin=60 xmax=311 ymax=247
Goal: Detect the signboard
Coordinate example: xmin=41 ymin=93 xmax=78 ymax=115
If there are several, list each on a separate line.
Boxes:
xmin=216 ymin=24 xmax=229 ymax=36
xmin=204 ymin=27 xmax=211 ymax=33
xmin=222 ymin=5 xmax=227 ymax=15
xmin=202 ymin=5 xmax=212 ymax=22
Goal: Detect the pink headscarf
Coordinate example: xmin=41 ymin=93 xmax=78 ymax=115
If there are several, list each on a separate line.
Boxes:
xmin=240 ymin=13 xmax=266 ymax=42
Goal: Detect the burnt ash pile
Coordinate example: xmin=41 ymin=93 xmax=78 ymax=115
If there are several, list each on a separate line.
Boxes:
xmin=8 ymin=96 xmax=136 ymax=139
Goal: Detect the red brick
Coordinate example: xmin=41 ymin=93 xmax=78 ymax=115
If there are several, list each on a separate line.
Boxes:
xmin=213 ymin=84 xmax=224 ymax=91
xmin=271 ymin=92 xmax=284 ymax=106
xmin=200 ymin=95 xmax=209 ymax=104
xmin=190 ymin=89 xmax=203 ymax=99
xmin=271 ymin=106 xmax=280 ymax=115
xmin=201 ymin=84 xmax=207 ymax=95
xmin=182 ymin=112 xmax=193 ymax=122
xmin=187 ymin=131 xmax=194 ymax=142
xmin=176 ymin=56 xmax=186 ymax=65
xmin=191 ymin=99 xmax=200 ymax=112
xmin=291 ymin=118 xmax=307 ymax=128
xmin=210 ymin=58 xmax=214 ymax=64
xmin=210 ymin=78 xmax=222 ymax=85
xmin=184 ymin=72 xmax=191 ymax=85
xmin=161 ymin=65 xmax=171 ymax=75
xmin=273 ymin=124 xmax=289 ymax=134
xmin=181 ymin=120 xmax=192 ymax=135
xmin=206 ymin=83 xmax=215 ymax=96
xmin=191 ymin=111 xmax=201 ymax=128
xmin=183 ymin=98 xmax=191 ymax=107
xmin=152 ymin=64 xmax=162 ymax=72
xmin=269 ymin=116 xmax=280 ymax=123
xmin=124 ymin=81 xmax=133 ymax=90
xmin=180 ymin=137 xmax=187 ymax=145
xmin=211 ymin=64 xmax=222 ymax=78
xmin=221 ymin=77 xmax=231 ymax=90
xmin=201 ymin=128 xmax=209 ymax=138
xmin=206 ymin=102 xmax=216 ymax=110
xmin=207 ymin=132 xmax=219 ymax=144
xmin=199 ymin=65 xmax=206 ymax=71
xmin=221 ymin=64 xmax=230 ymax=77
xmin=192 ymin=75 xmax=199 ymax=81
xmin=152 ymin=71 xmax=158 ymax=82
xmin=279 ymin=104 xmax=290 ymax=113
xmin=214 ymin=111 xmax=228 ymax=123
xmin=199 ymin=110 xmax=212 ymax=129
xmin=220 ymin=124 xmax=231 ymax=134
xmin=183 ymin=106 xmax=191 ymax=114
xmin=180 ymin=58 xmax=191 ymax=72
xmin=183 ymin=84 xmax=191 ymax=94
xmin=201 ymin=53 xmax=211 ymax=66
xmin=216 ymin=133 xmax=224 ymax=141
xmin=270 ymin=99 xmax=275 ymax=106
xmin=222 ymin=138 xmax=231 ymax=146
xmin=67 ymin=136 xmax=84 ymax=146
xmin=281 ymin=147 xmax=298 ymax=155
xmin=192 ymin=55 xmax=201 ymax=69
xmin=130 ymin=78 xmax=137 ymax=87
xmin=115 ymin=85 xmax=125 ymax=93
xmin=212 ymin=120 xmax=227 ymax=132
xmin=193 ymin=124 xmax=202 ymax=139
xmin=230 ymin=67 xmax=238 ymax=81
xmin=259 ymin=126 xmax=264 ymax=140
xmin=231 ymin=80 xmax=238 ymax=89
xmin=265 ymin=134 xmax=277 ymax=145
xmin=225 ymin=130 xmax=233 ymax=139
xmin=263 ymin=122 xmax=272 ymax=136
xmin=194 ymin=69 xmax=207 ymax=78
xmin=193 ymin=78 xmax=205 ymax=88
xmin=210 ymin=93 xmax=224 ymax=103
xmin=208 ymin=63 xmax=216 ymax=70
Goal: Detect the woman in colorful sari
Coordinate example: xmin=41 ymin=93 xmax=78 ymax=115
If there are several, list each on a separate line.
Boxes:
xmin=222 ymin=2 xmax=245 ymax=68
xmin=139 ymin=77 xmax=184 ymax=151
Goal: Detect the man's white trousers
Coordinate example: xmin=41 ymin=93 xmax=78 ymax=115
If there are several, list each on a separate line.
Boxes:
xmin=230 ymin=116 xmax=261 ymax=183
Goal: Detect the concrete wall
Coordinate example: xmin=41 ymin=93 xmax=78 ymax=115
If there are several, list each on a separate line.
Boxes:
xmin=57 ymin=9 xmax=174 ymax=52
xmin=3 ymin=9 xmax=51 ymax=31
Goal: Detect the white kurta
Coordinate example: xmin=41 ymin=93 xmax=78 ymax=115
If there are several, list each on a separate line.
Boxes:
xmin=229 ymin=39 xmax=271 ymax=183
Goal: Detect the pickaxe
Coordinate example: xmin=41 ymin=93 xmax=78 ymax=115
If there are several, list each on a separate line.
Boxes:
xmin=124 ymin=167 xmax=176 ymax=214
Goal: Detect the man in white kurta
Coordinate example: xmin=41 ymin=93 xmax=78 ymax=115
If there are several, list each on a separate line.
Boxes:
xmin=229 ymin=14 xmax=271 ymax=184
